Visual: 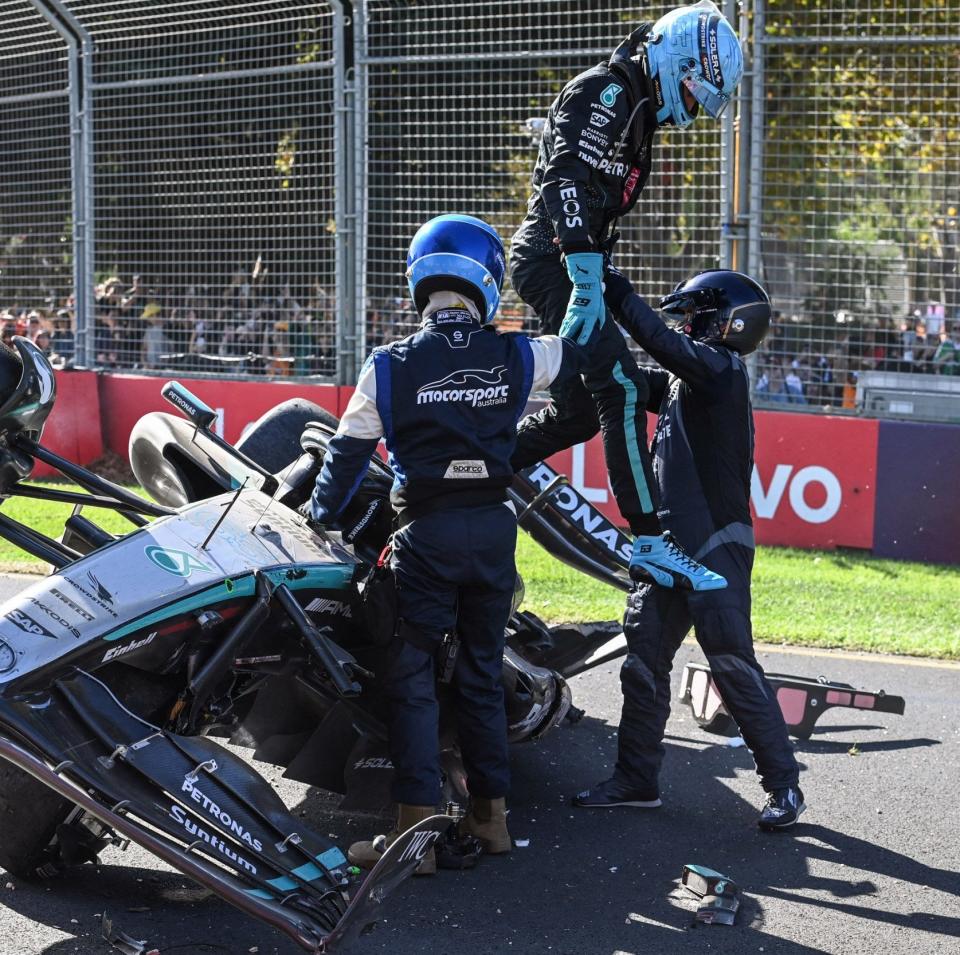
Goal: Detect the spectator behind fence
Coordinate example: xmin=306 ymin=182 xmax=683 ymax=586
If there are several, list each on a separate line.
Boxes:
xmin=141 ymin=309 xmax=170 ymax=370
xmin=32 ymin=327 xmax=52 ymax=357
xmin=50 ymin=309 xmax=75 ymax=366
xmin=784 ymin=365 xmax=806 ymax=403
xmin=757 ymin=351 xmax=787 ymax=403
xmin=934 ymin=326 xmax=959 ymax=376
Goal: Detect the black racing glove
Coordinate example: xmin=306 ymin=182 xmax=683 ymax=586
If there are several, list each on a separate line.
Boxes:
xmin=298 ymin=500 xmax=322 ymax=526
xmin=603 ymin=263 xmax=635 ymax=312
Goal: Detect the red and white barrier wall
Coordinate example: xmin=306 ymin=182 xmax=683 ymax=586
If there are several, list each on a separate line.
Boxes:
xmin=36 ymin=370 xmax=960 ymax=565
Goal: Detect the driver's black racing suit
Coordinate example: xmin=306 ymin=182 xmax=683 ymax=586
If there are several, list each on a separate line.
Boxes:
xmin=608 ymin=291 xmax=800 ymax=794
xmin=510 ymin=33 xmax=662 ymax=536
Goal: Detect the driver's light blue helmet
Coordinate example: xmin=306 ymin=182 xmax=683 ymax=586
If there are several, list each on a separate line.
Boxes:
xmin=405 ymin=214 xmax=506 ymax=323
xmin=645 ymin=0 xmax=744 ymax=129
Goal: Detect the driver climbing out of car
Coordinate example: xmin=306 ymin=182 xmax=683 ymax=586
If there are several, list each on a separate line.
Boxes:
xmin=510 ymin=1 xmax=741 ymax=592
xmin=301 ymin=214 xmax=599 ymax=873
xmin=572 ymin=265 xmax=805 ymax=830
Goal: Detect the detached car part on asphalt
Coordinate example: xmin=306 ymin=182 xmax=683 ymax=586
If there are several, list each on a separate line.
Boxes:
xmin=681 ymin=864 xmax=741 ymax=926
xmin=679 ymin=661 xmax=906 ymax=739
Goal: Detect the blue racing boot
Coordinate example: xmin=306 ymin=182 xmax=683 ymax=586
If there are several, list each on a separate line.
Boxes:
xmin=630 ymin=534 xmax=727 ymax=591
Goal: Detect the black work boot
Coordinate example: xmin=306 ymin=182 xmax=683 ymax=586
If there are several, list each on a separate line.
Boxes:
xmin=758 ymin=786 xmax=806 ymax=831
xmin=571 ymin=777 xmax=662 ymax=809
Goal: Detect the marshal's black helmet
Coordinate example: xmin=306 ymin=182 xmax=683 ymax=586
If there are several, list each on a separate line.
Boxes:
xmin=658 ymin=269 xmax=771 ymax=356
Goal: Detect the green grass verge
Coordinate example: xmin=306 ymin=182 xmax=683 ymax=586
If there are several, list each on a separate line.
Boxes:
xmin=515 ymin=535 xmax=960 ymax=660
xmin=0 ymin=485 xmax=140 ymax=573
xmin=0 ymin=486 xmax=957 ymax=659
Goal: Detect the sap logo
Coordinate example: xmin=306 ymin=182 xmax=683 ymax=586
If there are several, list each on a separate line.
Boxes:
xmin=558 ymin=180 xmax=583 ymax=229
xmin=180 ymin=779 xmax=264 ymax=852
xmin=168 ymin=805 xmax=257 ymax=874
xmin=398 ymin=829 xmax=441 ymax=865
xmin=526 ymin=463 xmax=633 ymax=562
xmin=600 ymin=83 xmax=624 ymax=108
xmin=416 ymin=367 xmax=509 ymax=408
xmin=4 ymin=609 xmax=56 ymax=640
xmin=145 ymin=546 xmax=212 ymax=578
xmin=751 ymin=465 xmax=842 ymax=525
xmin=102 ymin=631 xmax=156 ymax=663
xmin=589 ymin=111 xmax=610 ymax=128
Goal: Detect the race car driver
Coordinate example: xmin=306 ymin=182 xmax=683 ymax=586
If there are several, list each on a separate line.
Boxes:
xmin=572 ymin=267 xmax=805 ymax=831
xmin=510 ymin=1 xmax=743 ymax=591
xmin=302 ymin=214 xmax=599 ymax=873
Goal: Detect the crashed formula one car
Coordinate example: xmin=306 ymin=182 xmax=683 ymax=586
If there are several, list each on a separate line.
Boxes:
xmin=0 ymin=339 xmax=636 ymax=949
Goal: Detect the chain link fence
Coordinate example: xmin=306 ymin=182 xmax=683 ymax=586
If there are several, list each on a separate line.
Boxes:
xmin=0 ymin=1 xmax=73 ymax=351
xmin=356 ymin=0 xmax=725 ymax=356
xmin=753 ymin=0 xmax=960 ymax=410
xmin=0 ymin=0 xmax=957 ymax=416
xmin=76 ymin=0 xmax=342 ymax=378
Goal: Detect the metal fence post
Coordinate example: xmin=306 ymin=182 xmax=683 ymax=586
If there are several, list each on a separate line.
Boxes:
xmin=353 ymin=0 xmax=368 ymax=376
xmin=718 ymin=0 xmax=738 ymax=271
xmin=28 ymin=0 xmax=95 ymax=369
xmin=747 ymin=0 xmax=766 ymax=286
xmin=330 ymin=0 xmax=356 ymax=385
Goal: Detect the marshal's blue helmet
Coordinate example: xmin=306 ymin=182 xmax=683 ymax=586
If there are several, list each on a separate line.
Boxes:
xmin=406 ymin=214 xmax=506 ymax=323
xmin=646 ymin=0 xmax=744 ymax=129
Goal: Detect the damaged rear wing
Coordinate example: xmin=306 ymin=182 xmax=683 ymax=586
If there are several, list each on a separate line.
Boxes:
xmin=679 ymin=662 xmax=906 ymax=740
xmin=510 ymin=463 xmax=631 ymax=592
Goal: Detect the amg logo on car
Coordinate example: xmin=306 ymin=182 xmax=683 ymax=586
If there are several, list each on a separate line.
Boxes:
xmin=4 ymin=609 xmax=56 ymax=640
xmin=102 ymin=631 xmax=157 ymax=663
xmin=305 ymin=598 xmax=352 ymax=618
xmin=180 ymin=780 xmax=264 ymax=853
xmin=416 ymin=367 xmax=509 ymax=408
xmin=168 ymin=805 xmax=257 ymax=874
xmin=50 ymin=589 xmax=95 ymax=622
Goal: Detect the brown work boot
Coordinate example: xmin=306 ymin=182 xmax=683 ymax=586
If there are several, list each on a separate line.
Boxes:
xmin=461 ymin=796 xmax=511 ymax=854
xmin=348 ymin=803 xmax=438 ymax=875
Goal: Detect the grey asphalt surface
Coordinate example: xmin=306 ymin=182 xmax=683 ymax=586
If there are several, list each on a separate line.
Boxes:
xmin=0 ymin=574 xmax=957 ymax=955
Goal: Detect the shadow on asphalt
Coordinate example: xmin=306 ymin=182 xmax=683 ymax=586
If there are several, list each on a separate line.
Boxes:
xmin=799 ymin=738 xmax=941 ymax=755
xmin=0 ymin=710 xmax=955 ymax=955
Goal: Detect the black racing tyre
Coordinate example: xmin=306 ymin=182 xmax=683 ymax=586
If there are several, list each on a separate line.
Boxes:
xmin=0 ymin=760 xmax=74 ymax=881
xmin=236 ymin=399 xmax=340 ymax=475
